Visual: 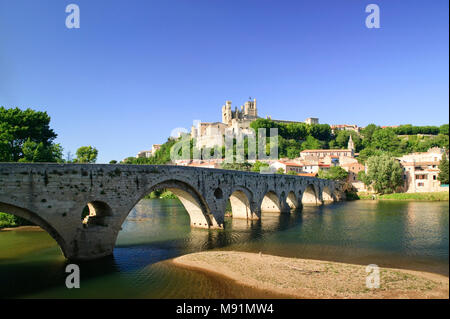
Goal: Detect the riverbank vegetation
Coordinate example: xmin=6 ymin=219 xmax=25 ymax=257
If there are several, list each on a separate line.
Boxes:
xmin=438 ymin=155 xmax=449 ymax=184
xmin=0 ymin=213 xmax=33 ymax=229
xmin=356 ymin=192 xmax=449 ymax=201
xmin=144 ymin=190 xmax=178 ymax=199
xmin=357 ymin=154 xmax=404 ymax=194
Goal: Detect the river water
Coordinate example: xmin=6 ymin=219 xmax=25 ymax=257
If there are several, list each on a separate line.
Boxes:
xmin=0 ymin=199 xmax=448 ymax=298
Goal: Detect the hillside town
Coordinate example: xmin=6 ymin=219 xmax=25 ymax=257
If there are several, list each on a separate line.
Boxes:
xmin=135 ymin=98 xmax=449 ymax=194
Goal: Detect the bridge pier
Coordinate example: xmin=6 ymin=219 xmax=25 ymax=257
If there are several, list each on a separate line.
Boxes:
xmin=67 ymin=226 xmax=119 ymax=260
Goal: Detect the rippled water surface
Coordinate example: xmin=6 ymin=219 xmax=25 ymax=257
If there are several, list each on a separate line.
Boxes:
xmin=0 ymin=199 xmax=448 ymax=298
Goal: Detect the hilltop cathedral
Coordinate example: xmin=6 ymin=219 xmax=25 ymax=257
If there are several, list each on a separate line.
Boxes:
xmin=190 ymin=98 xmax=318 ymax=149
xmin=191 ymin=99 xmax=259 ymax=148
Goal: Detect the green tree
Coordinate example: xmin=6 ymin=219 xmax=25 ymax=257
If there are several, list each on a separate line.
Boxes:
xmin=120 ymin=138 xmax=178 ymax=165
xmin=109 ymin=160 xmax=118 ymax=164
xmin=0 ymin=107 xmax=62 ymax=227
xmin=19 ymin=139 xmax=63 ymax=163
xmin=318 ymin=166 xmax=349 ymax=181
xmin=394 ymin=125 xmax=440 ymax=135
xmin=371 ymin=128 xmax=402 ymax=153
xmin=75 ymin=146 xmax=98 ymax=163
xmin=357 ymin=170 xmax=371 ymax=187
xmin=333 ymin=130 xmax=362 ymax=151
xmin=285 ymin=123 xmax=308 ymax=140
xmin=278 ymin=136 xmax=302 ymax=158
xmin=251 ymin=161 xmax=269 ymax=173
xmin=361 ymin=124 xmax=378 ymax=147
xmin=276 ymin=167 xmax=285 ymax=174
xmin=0 ymin=212 xmax=33 ymax=228
xmin=438 ymin=154 xmax=449 ymax=185
xmin=301 ymin=135 xmax=323 ymax=150
xmin=364 ymin=154 xmax=404 ymax=194
xmin=308 ymin=124 xmax=332 ymax=141
xmin=0 ymin=107 xmax=59 ymax=162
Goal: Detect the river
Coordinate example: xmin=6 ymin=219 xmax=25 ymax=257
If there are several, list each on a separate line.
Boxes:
xmin=0 ymin=199 xmax=448 ymax=298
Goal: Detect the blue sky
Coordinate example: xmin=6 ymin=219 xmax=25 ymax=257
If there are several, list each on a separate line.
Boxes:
xmin=0 ymin=0 xmax=448 ymax=163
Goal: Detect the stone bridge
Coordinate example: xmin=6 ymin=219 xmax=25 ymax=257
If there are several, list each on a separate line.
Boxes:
xmin=0 ymin=163 xmax=345 ymax=260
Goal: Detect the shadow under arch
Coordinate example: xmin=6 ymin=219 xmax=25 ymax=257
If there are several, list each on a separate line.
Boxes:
xmin=260 ymin=190 xmax=281 ymax=213
xmin=0 ymin=202 xmax=68 ymax=258
xmin=227 ymin=186 xmax=256 ymax=220
xmin=125 ymin=179 xmax=216 ymax=229
xmin=286 ymin=191 xmax=299 ymax=210
xmin=302 ymin=184 xmax=319 ymax=205
xmin=82 ymin=201 xmax=113 ymax=227
xmin=322 ymin=185 xmax=335 ymax=204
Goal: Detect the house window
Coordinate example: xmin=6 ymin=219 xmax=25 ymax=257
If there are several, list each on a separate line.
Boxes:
xmin=418 ymin=182 xmax=424 ymax=187
xmin=433 ymin=175 xmax=437 ymax=180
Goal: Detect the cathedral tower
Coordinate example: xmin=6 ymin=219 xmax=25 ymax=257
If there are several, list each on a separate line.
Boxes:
xmin=222 ymin=100 xmax=232 ymax=124
xmin=243 ymin=98 xmax=257 ymax=119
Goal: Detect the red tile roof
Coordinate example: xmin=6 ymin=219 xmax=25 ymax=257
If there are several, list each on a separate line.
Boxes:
xmin=301 ymin=149 xmax=351 ymax=153
xmin=297 ymin=173 xmax=317 ymax=177
xmin=278 ymin=161 xmax=304 ymax=167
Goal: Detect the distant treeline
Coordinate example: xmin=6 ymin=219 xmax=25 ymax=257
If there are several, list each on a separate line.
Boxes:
xmin=250 ymin=119 xmax=333 ymax=141
xmin=393 ymin=124 xmax=448 ymax=136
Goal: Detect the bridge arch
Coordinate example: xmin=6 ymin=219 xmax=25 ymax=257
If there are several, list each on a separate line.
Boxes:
xmin=286 ymin=191 xmax=299 ymax=210
xmin=0 ymin=202 xmax=68 ymax=258
xmin=322 ymin=186 xmax=335 ymax=204
xmin=302 ymin=184 xmax=319 ymax=205
xmin=127 ymin=179 xmax=217 ymax=229
xmin=260 ymin=190 xmax=282 ymax=213
xmin=228 ymin=190 xmax=251 ymax=219
xmin=82 ymin=201 xmax=113 ymax=227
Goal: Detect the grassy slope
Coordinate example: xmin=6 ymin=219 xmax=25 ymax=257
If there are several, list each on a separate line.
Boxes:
xmin=357 ymin=192 xmax=449 ymax=201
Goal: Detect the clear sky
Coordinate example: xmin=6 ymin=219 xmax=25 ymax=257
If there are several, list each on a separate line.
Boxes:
xmin=0 ymin=0 xmax=448 ymax=163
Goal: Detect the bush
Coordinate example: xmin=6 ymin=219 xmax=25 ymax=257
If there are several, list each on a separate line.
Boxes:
xmin=318 ymin=166 xmax=349 ymax=181
xmin=0 ymin=212 xmax=33 ymax=228
xmin=160 ymin=191 xmax=178 ymax=199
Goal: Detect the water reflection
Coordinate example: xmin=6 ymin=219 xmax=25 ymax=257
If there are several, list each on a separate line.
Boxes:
xmin=0 ymin=199 xmax=448 ymax=298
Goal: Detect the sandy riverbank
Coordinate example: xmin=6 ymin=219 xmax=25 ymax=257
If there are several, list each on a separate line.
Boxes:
xmin=0 ymin=225 xmax=42 ymax=232
xmin=172 ymin=251 xmax=449 ymax=299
